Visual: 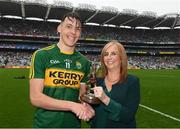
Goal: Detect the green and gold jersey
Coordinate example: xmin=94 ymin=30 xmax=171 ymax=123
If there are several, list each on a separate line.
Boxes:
xmin=29 ymin=44 xmax=91 ymax=128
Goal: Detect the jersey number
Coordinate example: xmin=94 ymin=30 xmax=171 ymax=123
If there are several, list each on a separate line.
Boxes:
xmin=65 ymin=62 xmax=70 ymax=69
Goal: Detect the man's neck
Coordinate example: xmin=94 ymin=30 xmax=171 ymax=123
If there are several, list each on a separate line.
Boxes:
xmin=57 ymin=42 xmax=75 ymax=54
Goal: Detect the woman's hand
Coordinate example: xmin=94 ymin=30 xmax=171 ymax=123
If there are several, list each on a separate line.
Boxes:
xmin=93 ymin=87 xmax=110 ymax=105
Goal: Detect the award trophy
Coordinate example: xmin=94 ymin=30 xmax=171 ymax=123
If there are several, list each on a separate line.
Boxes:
xmin=80 ymin=64 xmax=101 ymax=105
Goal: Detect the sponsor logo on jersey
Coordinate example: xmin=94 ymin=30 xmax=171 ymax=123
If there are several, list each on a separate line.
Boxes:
xmin=50 ymin=60 xmax=60 ymax=64
xmin=44 ymin=68 xmax=84 ymax=88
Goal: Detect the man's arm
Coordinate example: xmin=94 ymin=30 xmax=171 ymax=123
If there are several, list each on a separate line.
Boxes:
xmin=30 ymin=78 xmax=73 ymax=110
xmin=30 ymin=78 xmax=95 ymax=120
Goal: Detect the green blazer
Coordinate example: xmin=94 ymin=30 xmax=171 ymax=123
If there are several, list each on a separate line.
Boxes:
xmin=90 ymin=74 xmax=140 ymax=128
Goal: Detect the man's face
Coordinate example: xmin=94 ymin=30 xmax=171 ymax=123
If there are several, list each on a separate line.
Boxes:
xmin=58 ymin=17 xmax=81 ymax=48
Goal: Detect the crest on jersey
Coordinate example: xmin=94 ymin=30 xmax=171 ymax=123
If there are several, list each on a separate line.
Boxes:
xmin=76 ymin=61 xmax=82 ymax=69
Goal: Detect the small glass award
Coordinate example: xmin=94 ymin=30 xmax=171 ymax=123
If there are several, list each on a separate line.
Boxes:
xmin=80 ymin=63 xmax=100 ymax=105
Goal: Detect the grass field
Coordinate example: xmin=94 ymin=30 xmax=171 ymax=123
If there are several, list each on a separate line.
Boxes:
xmin=0 ymin=68 xmax=180 ymax=128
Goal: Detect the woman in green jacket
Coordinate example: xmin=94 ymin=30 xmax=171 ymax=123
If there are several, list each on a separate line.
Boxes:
xmin=91 ymin=40 xmax=140 ymax=128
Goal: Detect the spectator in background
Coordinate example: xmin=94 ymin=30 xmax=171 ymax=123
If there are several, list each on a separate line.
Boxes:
xmin=29 ymin=12 xmax=94 ymax=128
xmin=90 ymin=40 xmax=140 ymax=128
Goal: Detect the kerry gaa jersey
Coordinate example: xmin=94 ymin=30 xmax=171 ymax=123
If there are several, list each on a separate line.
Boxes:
xmin=29 ymin=44 xmax=91 ymax=128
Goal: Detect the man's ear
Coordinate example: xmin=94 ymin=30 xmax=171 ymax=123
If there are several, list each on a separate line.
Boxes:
xmin=57 ymin=24 xmax=61 ymax=33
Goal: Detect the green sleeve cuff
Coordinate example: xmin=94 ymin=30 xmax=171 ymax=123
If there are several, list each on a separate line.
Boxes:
xmin=103 ymin=99 xmax=122 ymax=121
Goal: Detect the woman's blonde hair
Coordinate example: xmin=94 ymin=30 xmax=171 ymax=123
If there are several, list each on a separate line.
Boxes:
xmin=101 ymin=40 xmax=128 ymax=83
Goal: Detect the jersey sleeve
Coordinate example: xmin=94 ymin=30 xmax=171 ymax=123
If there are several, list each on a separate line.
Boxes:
xmin=81 ymin=60 xmax=91 ymax=83
xmin=29 ymin=50 xmax=47 ymax=79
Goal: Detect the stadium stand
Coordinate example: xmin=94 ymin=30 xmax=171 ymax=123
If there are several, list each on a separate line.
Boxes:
xmin=0 ymin=0 xmax=180 ymax=69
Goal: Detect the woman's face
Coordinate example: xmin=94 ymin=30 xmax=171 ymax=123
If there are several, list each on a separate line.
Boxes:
xmin=103 ymin=44 xmax=121 ymax=70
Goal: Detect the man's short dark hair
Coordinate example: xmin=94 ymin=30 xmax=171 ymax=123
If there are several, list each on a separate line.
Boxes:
xmin=61 ymin=12 xmax=82 ymax=25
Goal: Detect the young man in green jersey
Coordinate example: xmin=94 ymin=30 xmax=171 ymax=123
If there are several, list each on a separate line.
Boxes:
xmin=29 ymin=12 xmax=94 ymax=128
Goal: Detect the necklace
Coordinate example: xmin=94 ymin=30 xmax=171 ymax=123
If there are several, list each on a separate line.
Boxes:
xmin=106 ymin=76 xmax=119 ymax=83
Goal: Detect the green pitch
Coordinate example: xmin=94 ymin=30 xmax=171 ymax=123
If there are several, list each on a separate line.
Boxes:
xmin=0 ymin=68 xmax=180 ymax=128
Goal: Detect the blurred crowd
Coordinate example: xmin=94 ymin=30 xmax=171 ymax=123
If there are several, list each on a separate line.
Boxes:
xmin=0 ymin=18 xmax=180 ymax=43
xmin=0 ymin=51 xmax=180 ymax=69
xmin=0 ymin=51 xmax=31 ymax=66
xmin=0 ymin=18 xmax=180 ymax=69
xmin=128 ymin=56 xmax=180 ymax=69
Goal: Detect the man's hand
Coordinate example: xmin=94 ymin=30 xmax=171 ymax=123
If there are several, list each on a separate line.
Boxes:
xmin=70 ymin=102 xmax=95 ymax=121
xmin=78 ymin=102 xmax=95 ymax=121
